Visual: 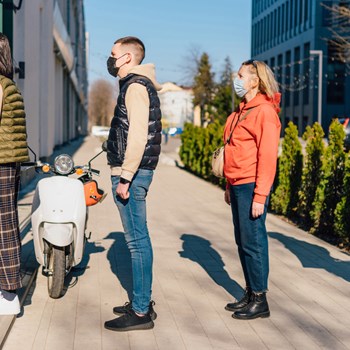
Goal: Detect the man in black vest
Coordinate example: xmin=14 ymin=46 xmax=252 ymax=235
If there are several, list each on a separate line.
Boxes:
xmin=104 ymin=37 xmax=162 ymax=332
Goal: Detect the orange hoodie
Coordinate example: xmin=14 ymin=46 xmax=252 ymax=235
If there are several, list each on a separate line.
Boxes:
xmin=223 ymin=93 xmax=281 ymax=204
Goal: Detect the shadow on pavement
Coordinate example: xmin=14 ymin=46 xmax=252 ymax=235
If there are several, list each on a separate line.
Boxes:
xmin=269 ymin=231 xmax=350 ymax=282
xmin=105 ymin=232 xmax=133 ymax=301
xmin=178 ymin=234 xmax=243 ymax=299
xmin=64 ymin=240 xmax=105 ymax=294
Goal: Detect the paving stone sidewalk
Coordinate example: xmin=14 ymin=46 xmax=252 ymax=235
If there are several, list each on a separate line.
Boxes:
xmin=2 ymin=136 xmax=350 ymax=350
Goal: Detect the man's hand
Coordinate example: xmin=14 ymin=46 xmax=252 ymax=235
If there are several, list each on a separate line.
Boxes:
xmin=252 ymin=201 xmax=264 ymax=218
xmin=116 ymin=182 xmax=130 ymax=199
xmin=224 ymin=189 xmax=231 ymax=205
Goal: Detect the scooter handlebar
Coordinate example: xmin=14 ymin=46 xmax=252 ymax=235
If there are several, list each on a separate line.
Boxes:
xmin=90 ymin=168 xmax=100 ymax=176
xmin=21 ymin=162 xmax=38 ymax=167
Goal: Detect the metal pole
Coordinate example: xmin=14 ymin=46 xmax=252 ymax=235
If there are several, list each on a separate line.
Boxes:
xmin=310 ymin=50 xmax=323 ymax=126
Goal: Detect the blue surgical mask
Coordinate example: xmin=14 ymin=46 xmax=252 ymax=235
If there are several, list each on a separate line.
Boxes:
xmin=233 ymin=77 xmax=248 ymax=98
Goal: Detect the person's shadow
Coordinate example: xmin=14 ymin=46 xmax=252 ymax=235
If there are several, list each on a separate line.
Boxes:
xmin=269 ymin=231 xmax=350 ymax=282
xmin=105 ymin=232 xmax=133 ymax=300
xmin=178 ymin=234 xmax=243 ymax=299
xmin=64 ymin=239 xmax=106 ymax=293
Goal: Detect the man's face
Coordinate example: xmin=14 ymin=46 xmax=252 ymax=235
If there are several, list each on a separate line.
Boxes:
xmin=106 ymin=43 xmax=131 ymax=78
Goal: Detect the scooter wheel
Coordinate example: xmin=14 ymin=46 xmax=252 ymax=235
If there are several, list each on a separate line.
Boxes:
xmin=47 ymin=246 xmax=66 ymax=298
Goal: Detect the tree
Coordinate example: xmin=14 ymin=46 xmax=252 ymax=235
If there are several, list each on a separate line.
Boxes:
xmin=334 ymin=152 xmax=350 ymax=245
xmin=297 ymin=122 xmax=325 ymax=229
xmin=322 ymin=2 xmax=350 ymax=66
xmin=192 ymin=53 xmax=215 ymax=126
xmin=212 ymin=57 xmax=235 ymax=124
xmin=88 ymin=79 xmax=115 ymax=128
xmin=271 ymin=122 xmax=303 ymax=216
xmin=311 ymin=119 xmax=346 ymax=236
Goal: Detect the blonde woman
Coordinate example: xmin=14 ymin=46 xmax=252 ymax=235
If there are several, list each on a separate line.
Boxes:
xmin=224 ymin=60 xmax=281 ymax=320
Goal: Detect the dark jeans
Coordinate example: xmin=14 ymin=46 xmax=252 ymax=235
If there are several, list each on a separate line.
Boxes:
xmin=111 ymin=169 xmax=154 ymax=314
xmin=229 ymin=182 xmax=269 ymax=293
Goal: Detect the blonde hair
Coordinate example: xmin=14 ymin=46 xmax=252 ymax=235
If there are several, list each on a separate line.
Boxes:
xmin=243 ymin=60 xmax=279 ymax=98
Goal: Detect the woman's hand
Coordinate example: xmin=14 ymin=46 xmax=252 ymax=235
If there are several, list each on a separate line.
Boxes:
xmin=252 ymin=201 xmax=264 ymax=218
xmin=224 ymin=189 xmax=231 ymax=205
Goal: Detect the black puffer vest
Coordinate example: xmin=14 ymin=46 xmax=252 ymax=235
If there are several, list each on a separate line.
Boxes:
xmin=107 ymin=74 xmax=162 ymax=170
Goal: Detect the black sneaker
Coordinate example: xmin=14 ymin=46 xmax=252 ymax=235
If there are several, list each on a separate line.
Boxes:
xmin=104 ymin=309 xmax=154 ymax=332
xmin=113 ymin=300 xmax=157 ymax=320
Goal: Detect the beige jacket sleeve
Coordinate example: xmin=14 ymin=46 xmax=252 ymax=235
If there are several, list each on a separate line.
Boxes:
xmin=121 ymin=83 xmax=149 ymax=181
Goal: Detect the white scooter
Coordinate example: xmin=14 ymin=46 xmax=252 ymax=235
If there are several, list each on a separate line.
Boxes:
xmin=23 ymin=147 xmax=106 ymax=298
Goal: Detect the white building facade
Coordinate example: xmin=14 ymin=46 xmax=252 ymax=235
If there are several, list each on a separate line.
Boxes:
xmin=158 ymin=82 xmax=193 ymax=129
xmin=1 ymin=0 xmax=88 ymax=160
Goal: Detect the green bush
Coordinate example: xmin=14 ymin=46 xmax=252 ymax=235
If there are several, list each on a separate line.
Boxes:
xmin=297 ymin=123 xmax=325 ymax=229
xmin=311 ymin=119 xmax=346 ymax=237
xmin=271 ymin=122 xmax=303 ymax=216
xmin=334 ymin=152 xmax=350 ymax=245
xmin=180 ymin=118 xmax=350 ymax=248
xmin=179 ymin=122 xmax=225 ymax=187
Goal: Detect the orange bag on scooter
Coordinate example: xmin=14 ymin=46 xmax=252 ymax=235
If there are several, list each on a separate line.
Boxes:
xmin=83 ymin=180 xmax=105 ymax=206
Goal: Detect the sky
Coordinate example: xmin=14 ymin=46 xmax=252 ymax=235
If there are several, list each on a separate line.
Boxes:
xmin=84 ymin=0 xmax=252 ymax=86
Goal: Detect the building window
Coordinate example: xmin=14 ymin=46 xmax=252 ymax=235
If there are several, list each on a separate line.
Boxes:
xmin=285 ymin=50 xmax=291 ymax=107
xmin=277 ymin=6 xmax=281 ymax=42
xmin=285 ymin=1 xmax=290 ymax=40
xmin=304 ymin=0 xmax=309 ymax=25
xmin=294 ymin=46 xmax=300 ymax=106
xmin=293 ymin=116 xmax=299 ymax=127
xmin=290 ymin=0 xmax=293 ymax=35
xmin=277 ymin=54 xmax=283 ymax=85
xmin=302 ymin=116 xmax=309 ymax=133
xmin=303 ymin=42 xmax=310 ymax=105
xmin=327 ymin=41 xmax=345 ymax=104
xmin=270 ymin=57 xmax=275 ymax=72
xmin=322 ymin=1 xmax=333 ymax=27
xmin=282 ymin=3 xmax=285 ymax=38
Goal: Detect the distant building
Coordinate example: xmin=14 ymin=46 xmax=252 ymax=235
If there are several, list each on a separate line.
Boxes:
xmin=251 ymin=0 xmax=350 ymax=134
xmin=0 ymin=0 xmax=88 ymax=159
xmin=158 ymin=82 xmax=194 ymax=128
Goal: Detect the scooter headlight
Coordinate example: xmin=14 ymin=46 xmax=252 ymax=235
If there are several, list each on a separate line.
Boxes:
xmin=54 ymin=154 xmax=74 ymax=175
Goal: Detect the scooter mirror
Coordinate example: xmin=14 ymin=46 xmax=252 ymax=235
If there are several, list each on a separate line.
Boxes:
xmin=102 ymin=141 xmax=108 ymax=152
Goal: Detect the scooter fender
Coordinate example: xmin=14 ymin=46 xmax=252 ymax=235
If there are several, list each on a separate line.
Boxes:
xmin=31 ymin=176 xmax=87 ymax=266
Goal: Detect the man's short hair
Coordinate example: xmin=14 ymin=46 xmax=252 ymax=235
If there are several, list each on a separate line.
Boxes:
xmin=114 ymin=36 xmax=145 ymax=64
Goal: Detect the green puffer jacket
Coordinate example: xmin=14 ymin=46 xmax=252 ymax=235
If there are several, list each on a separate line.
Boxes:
xmin=0 ymin=75 xmax=29 ymax=163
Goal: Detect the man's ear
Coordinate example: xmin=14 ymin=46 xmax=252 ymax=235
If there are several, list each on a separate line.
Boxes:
xmin=126 ymin=52 xmax=132 ymax=64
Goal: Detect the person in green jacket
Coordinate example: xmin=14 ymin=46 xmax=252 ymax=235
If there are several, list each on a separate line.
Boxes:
xmin=0 ymin=33 xmax=29 ymax=315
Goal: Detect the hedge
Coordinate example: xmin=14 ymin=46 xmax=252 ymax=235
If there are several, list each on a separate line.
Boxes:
xmin=179 ymin=120 xmax=350 ymax=248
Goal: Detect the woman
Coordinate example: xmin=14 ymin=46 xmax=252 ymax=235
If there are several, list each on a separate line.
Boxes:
xmin=224 ymin=60 xmax=281 ymax=320
xmin=0 ymin=33 xmax=29 ymax=315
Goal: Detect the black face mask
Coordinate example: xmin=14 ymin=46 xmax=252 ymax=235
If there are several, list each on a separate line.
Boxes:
xmin=106 ymin=53 xmax=128 ymax=77
xmin=107 ymin=56 xmax=119 ymax=77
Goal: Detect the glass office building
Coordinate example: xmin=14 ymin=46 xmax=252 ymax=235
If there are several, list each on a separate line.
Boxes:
xmin=251 ymin=0 xmax=350 ymax=133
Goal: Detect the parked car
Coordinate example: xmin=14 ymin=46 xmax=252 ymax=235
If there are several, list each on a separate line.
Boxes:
xmin=91 ymin=126 xmax=110 ymax=138
xmin=167 ymin=127 xmax=183 ymax=136
xmin=338 ymin=118 xmax=350 ymax=151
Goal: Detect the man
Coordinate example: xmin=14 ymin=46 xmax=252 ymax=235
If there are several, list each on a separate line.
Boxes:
xmin=104 ymin=36 xmax=162 ymax=332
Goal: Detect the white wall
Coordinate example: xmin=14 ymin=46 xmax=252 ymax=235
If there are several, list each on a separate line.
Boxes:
xmin=158 ymin=89 xmax=193 ymax=127
xmin=11 ymin=0 xmax=87 ymax=161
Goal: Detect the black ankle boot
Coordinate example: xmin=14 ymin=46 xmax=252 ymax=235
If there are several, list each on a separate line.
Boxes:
xmin=225 ymin=287 xmax=252 ymax=311
xmin=232 ymin=292 xmax=270 ymax=320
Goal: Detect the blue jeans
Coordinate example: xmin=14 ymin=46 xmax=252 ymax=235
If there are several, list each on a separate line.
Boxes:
xmin=229 ymin=182 xmax=269 ymax=293
xmin=111 ymin=169 xmax=154 ymax=314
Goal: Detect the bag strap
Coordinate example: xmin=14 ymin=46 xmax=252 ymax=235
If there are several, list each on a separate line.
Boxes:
xmin=225 ymin=107 xmax=256 ymax=145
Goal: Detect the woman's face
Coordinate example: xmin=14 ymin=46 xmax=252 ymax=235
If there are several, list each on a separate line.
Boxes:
xmin=237 ymin=65 xmax=259 ymax=93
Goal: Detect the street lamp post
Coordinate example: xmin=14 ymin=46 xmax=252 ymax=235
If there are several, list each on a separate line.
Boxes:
xmin=310 ymin=50 xmax=323 ymax=126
